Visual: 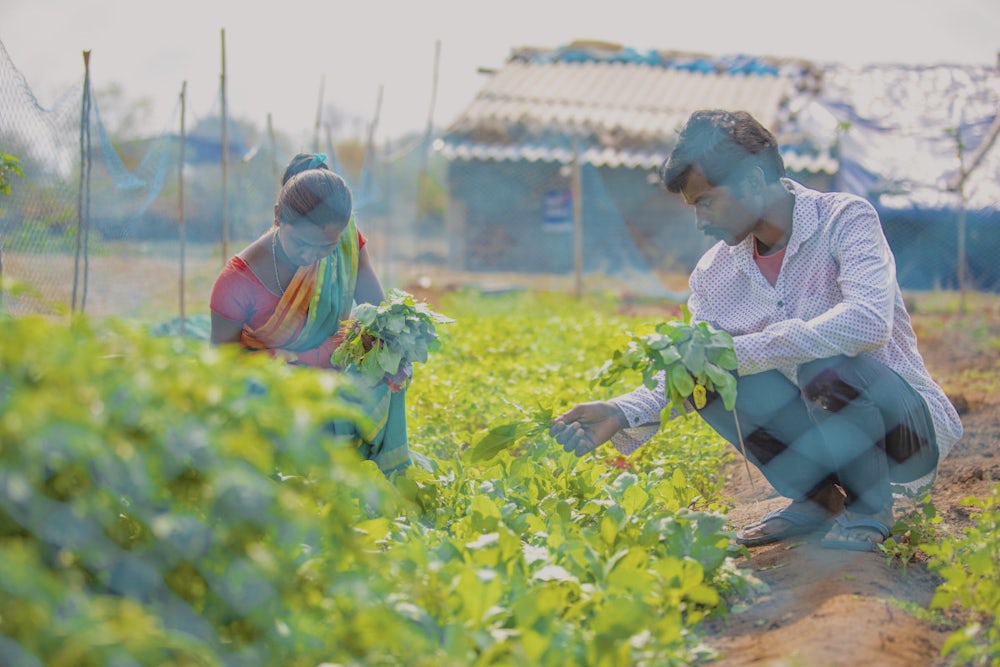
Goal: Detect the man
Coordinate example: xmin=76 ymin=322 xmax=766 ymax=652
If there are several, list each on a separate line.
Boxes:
xmin=550 ymin=110 xmax=962 ymax=551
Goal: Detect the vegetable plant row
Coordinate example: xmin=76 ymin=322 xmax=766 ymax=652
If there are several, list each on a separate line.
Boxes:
xmin=5 ymin=290 xmax=992 ymax=665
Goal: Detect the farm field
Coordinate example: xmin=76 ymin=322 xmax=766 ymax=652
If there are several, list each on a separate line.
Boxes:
xmin=409 ymin=283 xmax=1000 ymax=667
xmin=2 ymin=261 xmax=999 ymax=665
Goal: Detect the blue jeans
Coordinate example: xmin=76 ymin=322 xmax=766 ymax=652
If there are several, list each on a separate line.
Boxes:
xmin=696 ymin=355 xmax=938 ymax=514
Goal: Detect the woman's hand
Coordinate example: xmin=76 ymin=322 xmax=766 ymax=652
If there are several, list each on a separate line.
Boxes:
xmin=384 ymin=360 xmax=413 ymax=393
xmin=549 ymin=401 xmax=629 ymax=457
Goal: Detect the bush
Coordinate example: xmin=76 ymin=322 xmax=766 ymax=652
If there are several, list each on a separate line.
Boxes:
xmin=0 ymin=315 xmax=408 ymax=666
xmin=0 ymin=293 xmax=753 ymax=666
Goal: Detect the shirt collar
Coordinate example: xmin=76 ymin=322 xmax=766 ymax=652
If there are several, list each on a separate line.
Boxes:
xmin=781 ymin=178 xmax=820 ymax=255
xmin=726 ymin=177 xmax=818 ymax=266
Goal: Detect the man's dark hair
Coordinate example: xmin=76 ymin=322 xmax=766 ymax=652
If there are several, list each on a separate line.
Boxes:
xmin=659 ymin=110 xmax=786 ymax=193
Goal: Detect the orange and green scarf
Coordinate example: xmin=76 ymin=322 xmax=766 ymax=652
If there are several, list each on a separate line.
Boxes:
xmin=242 ymin=215 xmax=360 ymax=353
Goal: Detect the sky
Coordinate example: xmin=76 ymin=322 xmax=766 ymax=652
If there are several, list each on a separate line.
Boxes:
xmin=2 ymin=0 xmax=998 ymax=145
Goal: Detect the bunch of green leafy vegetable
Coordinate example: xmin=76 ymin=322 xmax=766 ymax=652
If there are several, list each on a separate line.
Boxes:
xmin=594 ymin=311 xmax=738 ymax=415
xmin=332 ymin=288 xmax=454 ymax=385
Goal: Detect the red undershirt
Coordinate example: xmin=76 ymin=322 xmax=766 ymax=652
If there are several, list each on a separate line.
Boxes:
xmin=753 ymin=238 xmax=786 ymax=287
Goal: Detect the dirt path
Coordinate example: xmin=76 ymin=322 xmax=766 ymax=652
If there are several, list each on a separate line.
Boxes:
xmin=698 ymin=294 xmax=1000 ymax=666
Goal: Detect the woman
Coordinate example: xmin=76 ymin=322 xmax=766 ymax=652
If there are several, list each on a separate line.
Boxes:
xmin=209 ymin=154 xmax=411 ymax=474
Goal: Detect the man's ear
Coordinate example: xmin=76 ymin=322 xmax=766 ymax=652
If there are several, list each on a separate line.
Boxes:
xmin=744 ymin=167 xmax=767 ymax=194
xmin=738 ymin=166 xmax=766 ymax=197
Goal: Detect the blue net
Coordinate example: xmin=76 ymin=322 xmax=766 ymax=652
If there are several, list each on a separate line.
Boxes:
xmin=0 ymin=37 xmax=400 ymax=319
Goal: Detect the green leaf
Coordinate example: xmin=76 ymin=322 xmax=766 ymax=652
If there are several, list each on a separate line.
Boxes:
xmin=681 ymin=337 xmax=706 ymax=375
xmin=468 ymin=422 xmax=528 ymax=462
xmin=714 ymin=372 xmax=738 ymax=411
xmin=375 ymin=346 xmax=403 ymax=374
xmin=714 ymin=347 xmax=738 ymax=370
xmin=622 ymin=484 xmax=649 ymax=515
xmin=354 ymin=303 xmax=377 ymax=326
xmin=657 ymin=346 xmax=682 ymax=366
xmin=384 ymin=314 xmax=406 ymax=334
xmin=668 ymin=363 xmax=695 ymax=398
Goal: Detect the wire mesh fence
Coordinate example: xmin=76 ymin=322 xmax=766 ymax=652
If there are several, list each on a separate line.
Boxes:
xmin=3 ymin=39 xmax=999 ymax=327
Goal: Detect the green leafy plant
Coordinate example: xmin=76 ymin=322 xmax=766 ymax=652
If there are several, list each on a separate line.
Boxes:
xmin=924 ymin=483 xmax=1000 ymax=665
xmin=2 ymin=291 xmax=757 ymax=667
xmin=878 ymin=490 xmax=940 ymax=569
xmin=590 ymin=309 xmax=759 ymax=491
xmin=593 ymin=310 xmax=738 ymax=415
xmin=0 ymin=314 xmax=405 ymax=666
xmin=331 ymin=288 xmax=453 ymax=385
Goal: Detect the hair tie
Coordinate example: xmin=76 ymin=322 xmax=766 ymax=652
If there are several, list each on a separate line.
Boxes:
xmin=308 ymin=153 xmax=328 ymax=169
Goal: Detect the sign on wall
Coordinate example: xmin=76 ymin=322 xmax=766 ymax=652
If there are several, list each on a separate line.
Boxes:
xmin=542 ymin=189 xmax=573 ymax=232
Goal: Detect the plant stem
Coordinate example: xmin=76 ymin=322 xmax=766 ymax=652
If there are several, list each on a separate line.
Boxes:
xmin=732 ymin=411 xmax=757 ymax=497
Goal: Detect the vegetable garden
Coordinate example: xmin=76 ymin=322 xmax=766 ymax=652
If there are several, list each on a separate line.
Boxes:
xmin=1 ymin=289 xmax=998 ymax=666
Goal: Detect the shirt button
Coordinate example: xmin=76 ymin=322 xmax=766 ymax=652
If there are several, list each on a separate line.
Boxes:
xmin=777 ymin=300 xmax=784 ymax=307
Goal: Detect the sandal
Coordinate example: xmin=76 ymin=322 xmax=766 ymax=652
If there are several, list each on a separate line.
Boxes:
xmin=820 ymin=510 xmax=893 ymax=552
xmin=736 ymin=504 xmax=832 ymax=547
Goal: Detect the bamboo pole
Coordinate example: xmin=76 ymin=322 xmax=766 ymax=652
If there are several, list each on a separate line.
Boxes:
xmin=365 ymin=85 xmax=383 ymax=167
xmin=313 ymin=75 xmax=325 ymax=150
xmin=957 ymin=196 xmax=967 ymax=313
xmin=383 ymin=137 xmax=393 ymax=288
xmin=220 ymin=28 xmax=229 ymax=263
xmin=82 ymin=69 xmax=92 ymax=314
xmin=72 ymin=50 xmax=92 ymax=314
xmin=571 ymin=138 xmax=583 ymax=299
xmin=414 ymin=39 xmax=442 ymax=249
xmin=324 ymin=122 xmax=335 ymax=171
xmin=950 ymin=118 xmax=969 ymax=313
xmin=420 ymin=40 xmax=441 ymax=175
xmin=267 ymin=112 xmax=279 ymax=194
xmin=178 ymin=81 xmax=187 ymax=334
xmin=361 ymin=84 xmax=389 ymax=274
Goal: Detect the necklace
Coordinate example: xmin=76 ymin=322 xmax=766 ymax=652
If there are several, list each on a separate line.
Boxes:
xmin=271 ymin=228 xmax=285 ymax=296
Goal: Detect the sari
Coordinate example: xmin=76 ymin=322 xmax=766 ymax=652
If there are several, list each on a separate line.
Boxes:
xmin=241 ymin=215 xmax=411 ymax=475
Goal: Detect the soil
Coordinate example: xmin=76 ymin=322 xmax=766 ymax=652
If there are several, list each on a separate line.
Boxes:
xmin=694 ymin=294 xmax=1000 ymax=667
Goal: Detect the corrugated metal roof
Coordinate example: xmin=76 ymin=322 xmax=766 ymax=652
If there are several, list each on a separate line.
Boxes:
xmin=440 ymin=46 xmax=833 ymax=172
xmin=457 ymin=61 xmax=792 ymax=129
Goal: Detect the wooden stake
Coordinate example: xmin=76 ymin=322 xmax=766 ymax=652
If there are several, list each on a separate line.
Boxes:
xmin=220 ymin=28 xmax=229 ymax=263
xmin=572 ymin=138 xmax=583 ymax=299
xmin=179 ymin=81 xmax=187 ymax=334
xmin=419 ymin=40 xmax=441 ymax=176
xmin=72 ymin=50 xmax=92 ymax=314
xmin=313 ymin=75 xmax=325 ymax=150
xmin=267 ymin=112 xmax=278 ymax=194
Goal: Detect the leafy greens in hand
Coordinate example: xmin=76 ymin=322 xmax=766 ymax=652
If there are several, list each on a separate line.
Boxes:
xmin=594 ymin=313 xmax=738 ymax=415
xmin=331 ymin=288 xmax=454 ymax=385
